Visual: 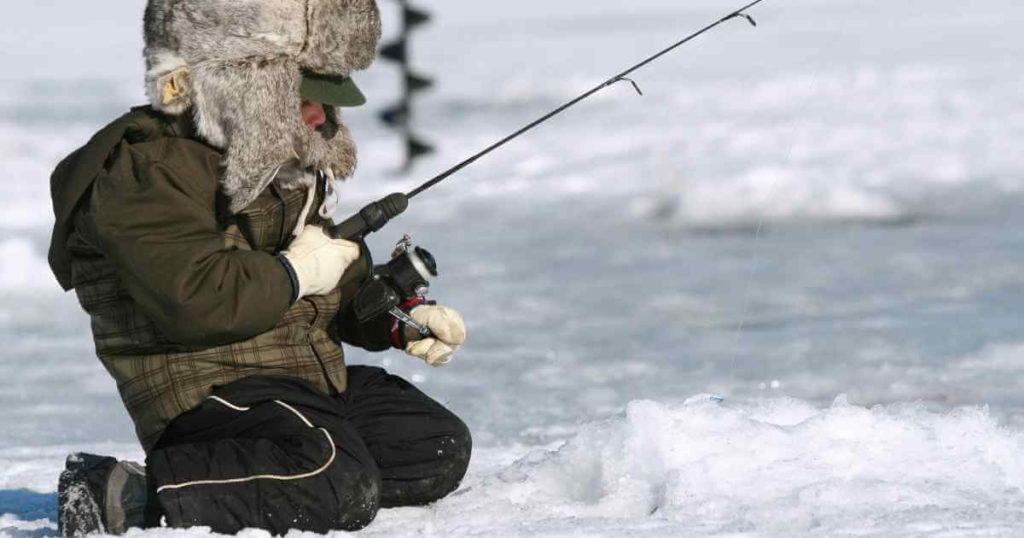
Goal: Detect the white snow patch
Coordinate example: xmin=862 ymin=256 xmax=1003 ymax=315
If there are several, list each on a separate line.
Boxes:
xmin=365 ymin=397 xmax=1024 ymax=536
xmin=0 ymin=444 xmax=143 ymax=493
xmin=0 ymin=123 xmax=99 ymax=230
xmin=665 ymin=165 xmax=904 ymax=226
xmin=0 ymin=514 xmax=56 ymax=532
xmin=0 ymin=240 xmax=57 ymax=293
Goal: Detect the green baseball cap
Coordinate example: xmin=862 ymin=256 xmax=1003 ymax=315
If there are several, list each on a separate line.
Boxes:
xmin=300 ymin=72 xmax=366 ymax=107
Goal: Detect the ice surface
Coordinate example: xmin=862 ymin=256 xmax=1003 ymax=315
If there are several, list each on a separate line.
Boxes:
xmin=2 ymin=0 xmax=1024 ymax=535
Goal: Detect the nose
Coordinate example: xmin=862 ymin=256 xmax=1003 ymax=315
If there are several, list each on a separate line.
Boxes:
xmin=301 ymin=101 xmax=327 ymax=130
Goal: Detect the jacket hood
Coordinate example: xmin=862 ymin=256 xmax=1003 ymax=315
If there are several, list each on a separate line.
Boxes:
xmin=48 ymin=108 xmax=199 ymax=290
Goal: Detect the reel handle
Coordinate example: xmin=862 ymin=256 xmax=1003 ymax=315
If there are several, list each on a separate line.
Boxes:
xmin=327 ymin=192 xmax=409 ymax=241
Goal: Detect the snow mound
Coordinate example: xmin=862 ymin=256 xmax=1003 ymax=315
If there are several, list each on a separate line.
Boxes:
xmin=368 ymin=396 xmax=1024 ymax=536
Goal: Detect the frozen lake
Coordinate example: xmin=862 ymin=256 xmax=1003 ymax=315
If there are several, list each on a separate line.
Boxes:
xmin=2 ymin=0 xmax=1024 ymax=536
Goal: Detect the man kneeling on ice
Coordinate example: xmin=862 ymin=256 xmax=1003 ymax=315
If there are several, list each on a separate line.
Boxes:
xmin=46 ymin=1 xmax=470 ymax=534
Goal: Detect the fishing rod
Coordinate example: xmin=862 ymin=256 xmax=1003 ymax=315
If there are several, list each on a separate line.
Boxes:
xmin=329 ymin=0 xmax=767 ymax=335
xmin=328 ymin=0 xmax=766 ymax=242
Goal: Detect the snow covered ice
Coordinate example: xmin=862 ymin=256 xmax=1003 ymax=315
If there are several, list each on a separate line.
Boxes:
xmin=3 ymin=0 xmax=1024 ymax=536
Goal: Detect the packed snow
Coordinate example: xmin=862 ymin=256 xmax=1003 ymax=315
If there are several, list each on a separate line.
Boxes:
xmin=364 ymin=397 xmax=1024 ymax=537
xmin=2 ymin=0 xmax=1024 ymax=536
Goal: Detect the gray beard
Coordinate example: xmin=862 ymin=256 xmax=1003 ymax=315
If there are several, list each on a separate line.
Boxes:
xmin=189 ymin=58 xmax=357 ymax=213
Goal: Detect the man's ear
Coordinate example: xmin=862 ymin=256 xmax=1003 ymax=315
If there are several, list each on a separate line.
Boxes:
xmin=150 ymin=67 xmax=193 ymax=115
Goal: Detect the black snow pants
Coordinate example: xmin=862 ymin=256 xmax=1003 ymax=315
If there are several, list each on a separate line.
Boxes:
xmin=145 ymin=366 xmax=471 ymax=534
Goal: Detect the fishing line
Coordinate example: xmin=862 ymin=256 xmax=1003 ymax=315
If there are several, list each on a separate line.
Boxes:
xmin=726 ymin=10 xmax=853 ymax=394
xmin=330 ymin=0 xmax=772 ymax=240
xmin=405 ymin=0 xmax=767 ymax=201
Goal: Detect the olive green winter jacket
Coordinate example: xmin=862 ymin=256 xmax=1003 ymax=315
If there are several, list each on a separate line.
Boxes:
xmin=48 ymin=106 xmax=383 ymax=452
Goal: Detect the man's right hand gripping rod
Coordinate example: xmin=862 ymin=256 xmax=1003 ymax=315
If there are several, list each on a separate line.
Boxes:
xmin=326 ymin=193 xmax=438 ymax=342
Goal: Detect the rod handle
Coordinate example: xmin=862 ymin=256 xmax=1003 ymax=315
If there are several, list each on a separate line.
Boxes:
xmin=327 ymin=192 xmax=409 ymax=240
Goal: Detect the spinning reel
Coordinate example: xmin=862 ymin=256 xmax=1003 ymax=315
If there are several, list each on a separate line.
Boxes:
xmin=351 ymin=234 xmax=438 ymax=337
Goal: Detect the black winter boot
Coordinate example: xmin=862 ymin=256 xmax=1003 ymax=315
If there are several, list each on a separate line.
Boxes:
xmin=57 ymin=453 xmax=153 ymax=537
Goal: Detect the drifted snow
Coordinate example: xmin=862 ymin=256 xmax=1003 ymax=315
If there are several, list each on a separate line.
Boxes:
xmin=361 ymin=397 xmax=1024 ymax=537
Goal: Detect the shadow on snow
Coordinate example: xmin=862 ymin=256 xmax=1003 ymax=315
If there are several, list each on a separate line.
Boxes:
xmin=0 ymin=489 xmax=57 ymax=537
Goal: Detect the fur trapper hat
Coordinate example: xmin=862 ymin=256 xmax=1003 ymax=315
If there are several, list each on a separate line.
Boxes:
xmin=143 ymin=0 xmax=381 ymax=212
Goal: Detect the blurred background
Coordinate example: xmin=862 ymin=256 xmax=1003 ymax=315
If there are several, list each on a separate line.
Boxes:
xmin=1 ymin=0 xmax=1023 ymax=491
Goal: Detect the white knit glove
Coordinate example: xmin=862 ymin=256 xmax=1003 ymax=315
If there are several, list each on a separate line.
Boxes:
xmin=404 ymin=305 xmax=467 ymax=367
xmin=280 ymin=226 xmax=360 ymax=300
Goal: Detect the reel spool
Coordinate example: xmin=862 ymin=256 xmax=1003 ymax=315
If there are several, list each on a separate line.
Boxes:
xmin=352 ymin=235 xmax=438 ymax=337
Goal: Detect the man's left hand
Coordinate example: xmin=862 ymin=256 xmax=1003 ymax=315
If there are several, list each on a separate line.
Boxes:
xmin=403 ymin=305 xmax=467 ymax=367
